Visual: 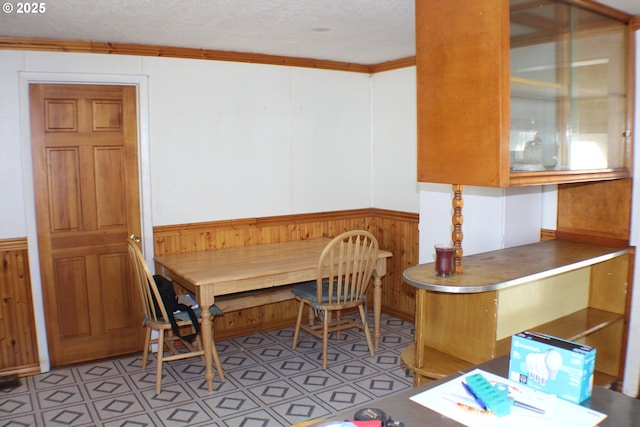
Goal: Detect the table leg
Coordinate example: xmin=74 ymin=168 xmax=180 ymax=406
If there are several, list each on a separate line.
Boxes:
xmin=373 ymin=272 xmax=382 ymax=349
xmin=198 ymin=288 xmax=215 ymax=392
xmin=373 ymin=256 xmax=389 ymax=350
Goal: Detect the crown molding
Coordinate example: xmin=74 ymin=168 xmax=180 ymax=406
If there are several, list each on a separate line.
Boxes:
xmin=0 ymin=36 xmax=416 ymax=73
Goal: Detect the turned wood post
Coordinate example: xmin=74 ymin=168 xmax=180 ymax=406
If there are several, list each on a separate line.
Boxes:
xmin=452 ymin=184 xmax=464 ymax=274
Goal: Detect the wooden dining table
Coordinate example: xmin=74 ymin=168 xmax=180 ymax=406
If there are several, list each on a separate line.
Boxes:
xmin=154 ymin=238 xmax=392 ymax=392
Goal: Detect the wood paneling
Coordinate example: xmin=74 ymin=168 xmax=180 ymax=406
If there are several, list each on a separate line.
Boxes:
xmin=2 ymin=209 xmax=417 ymax=370
xmin=371 ymin=210 xmax=419 ymax=320
xmin=557 ymin=178 xmax=632 ymax=245
xmin=0 ymin=238 xmax=39 ymax=376
xmin=153 ymin=208 xmax=419 ymax=339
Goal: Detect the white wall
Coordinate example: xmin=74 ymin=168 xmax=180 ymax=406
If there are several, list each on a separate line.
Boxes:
xmin=145 ymin=58 xmax=382 ymax=224
xmin=146 ymin=57 xmax=293 ymax=224
xmin=371 ymin=67 xmax=419 ymax=213
xmin=0 ymin=51 xmax=419 ymax=240
xmin=418 ymin=184 xmax=548 ymax=263
xmin=0 ymin=51 xmax=28 ymax=238
xmin=290 ymin=68 xmax=376 ymax=214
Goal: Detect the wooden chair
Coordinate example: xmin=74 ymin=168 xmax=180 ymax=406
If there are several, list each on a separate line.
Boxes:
xmin=291 ymin=230 xmax=379 ymax=369
xmin=127 ymin=237 xmax=224 ymax=393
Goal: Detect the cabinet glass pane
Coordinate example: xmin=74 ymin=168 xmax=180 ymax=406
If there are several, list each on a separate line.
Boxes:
xmin=509 ymin=1 xmax=628 ymax=173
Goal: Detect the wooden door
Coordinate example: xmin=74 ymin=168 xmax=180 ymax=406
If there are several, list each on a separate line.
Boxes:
xmin=29 ymin=84 xmax=143 ymax=366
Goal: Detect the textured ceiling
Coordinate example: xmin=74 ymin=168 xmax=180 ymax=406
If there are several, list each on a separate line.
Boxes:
xmin=0 ymin=0 xmax=638 ymax=65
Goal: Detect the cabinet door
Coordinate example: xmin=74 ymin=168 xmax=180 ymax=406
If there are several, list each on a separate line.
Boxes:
xmin=510 ymin=1 xmax=630 ymax=183
xmin=416 ymin=0 xmax=510 ymax=187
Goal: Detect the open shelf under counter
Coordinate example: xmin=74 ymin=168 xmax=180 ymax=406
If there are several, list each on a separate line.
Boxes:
xmin=401 ymin=239 xmax=631 ymax=387
xmin=400 ymin=344 xmax=472 ymax=384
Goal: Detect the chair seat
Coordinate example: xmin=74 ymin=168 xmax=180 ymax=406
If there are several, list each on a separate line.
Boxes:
xmin=292 ymin=281 xmax=367 ymax=307
xmin=176 ymin=304 xmax=223 ymax=321
xmin=292 ymin=280 xmax=331 ymax=303
xmin=146 ymin=304 xmax=223 ymax=324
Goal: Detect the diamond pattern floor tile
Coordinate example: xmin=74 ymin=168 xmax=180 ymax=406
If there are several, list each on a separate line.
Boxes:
xmin=0 ymin=314 xmax=414 ymax=426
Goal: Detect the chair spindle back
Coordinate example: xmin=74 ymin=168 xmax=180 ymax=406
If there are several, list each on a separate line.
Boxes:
xmin=127 ymin=238 xmax=170 ymax=323
xmin=317 ymin=230 xmax=379 ymax=304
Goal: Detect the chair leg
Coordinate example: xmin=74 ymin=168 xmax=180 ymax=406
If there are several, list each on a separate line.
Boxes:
xmin=142 ymin=327 xmax=152 ymax=370
xmin=156 ymin=329 xmax=165 ymax=394
xmin=308 ymin=305 xmax=314 ymax=326
xmin=292 ymin=300 xmax=305 ymax=350
xmin=358 ymin=305 xmax=375 ymax=357
xmin=165 ymin=336 xmax=179 ymax=355
xmin=211 ymin=340 xmax=225 ymax=382
xmin=322 ymin=309 xmax=330 ymax=370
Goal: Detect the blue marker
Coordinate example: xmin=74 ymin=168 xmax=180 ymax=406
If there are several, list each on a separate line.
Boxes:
xmin=462 ymin=381 xmax=487 ymax=411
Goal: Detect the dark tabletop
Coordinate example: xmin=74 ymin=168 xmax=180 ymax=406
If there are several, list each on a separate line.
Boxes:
xmin=312 ymin=356 xmax=640 ymax=427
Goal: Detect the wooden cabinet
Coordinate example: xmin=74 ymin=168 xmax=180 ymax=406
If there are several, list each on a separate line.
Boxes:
xmin=409 ymin=0 xmax=634 ymax=392
xmin=416 ymin=0 xmax=632 ymax=187
xmin=401 ymin=240 xmax=630 ymax=387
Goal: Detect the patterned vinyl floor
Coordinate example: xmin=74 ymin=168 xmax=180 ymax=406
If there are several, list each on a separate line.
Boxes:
xmin=0 ymin=314 xmax=414 ymax=426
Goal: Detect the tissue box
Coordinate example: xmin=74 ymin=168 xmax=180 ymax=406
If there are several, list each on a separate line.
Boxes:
xmin=508 ymin=330 xmax=596 ymax=404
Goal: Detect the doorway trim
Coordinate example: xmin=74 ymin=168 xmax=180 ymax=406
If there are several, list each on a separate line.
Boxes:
xmin=19 ymin=72 xmax=153 ymax=373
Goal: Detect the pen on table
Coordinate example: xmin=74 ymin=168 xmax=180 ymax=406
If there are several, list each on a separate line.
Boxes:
xmin=461 ymin=381 xmax=487 ymax=411
xmin=512 ymin=399 xmax=546 ymax=415
xmin=444 ymin=397 xmax=494 ymax=416
xmin=454 ymin=401 xmax=494 ymax=415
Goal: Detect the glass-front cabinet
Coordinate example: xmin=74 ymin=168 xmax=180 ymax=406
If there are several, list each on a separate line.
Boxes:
xmin=415 ymin=0 xmax=632 ymax=187
xmin=510 ymin=1 xmax=630 ymax=176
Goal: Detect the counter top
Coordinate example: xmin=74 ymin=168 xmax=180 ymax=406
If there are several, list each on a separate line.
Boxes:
xmin=403 ymin=240 xmax=629 ymax=293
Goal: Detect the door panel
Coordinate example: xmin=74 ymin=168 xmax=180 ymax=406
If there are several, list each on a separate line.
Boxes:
xmin=30 ymin=84 xmax=143 ymax=366
xmin=95 ymin=147 xmax=127 ymax=227
xmin=54 ymin=257 xmax=90 ymax=338
xmin=47 ymin=148 xmax=82 ymax=231
xmin=99 ymin=252 xmax=132 ymax=331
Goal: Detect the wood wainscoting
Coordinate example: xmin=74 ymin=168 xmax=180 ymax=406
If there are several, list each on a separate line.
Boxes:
xmin=0 ymin=238 xmax=39 ymax=377
xmin=153 ymin=208 xmax=419 ymax=340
